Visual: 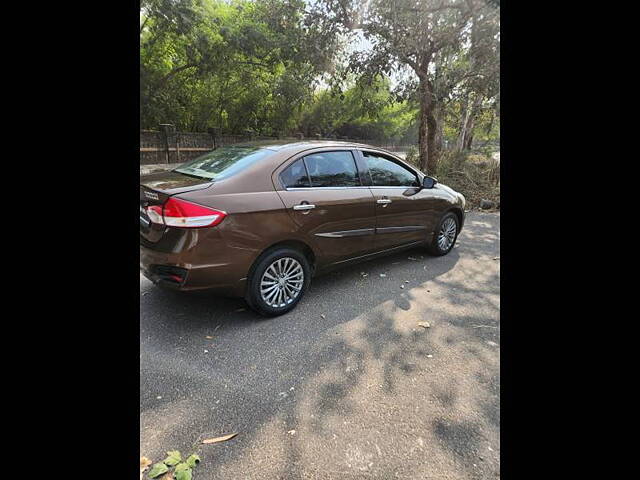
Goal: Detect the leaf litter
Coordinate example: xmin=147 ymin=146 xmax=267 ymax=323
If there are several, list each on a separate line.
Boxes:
xmin=202 ymin=433 xmax=238 ymax=444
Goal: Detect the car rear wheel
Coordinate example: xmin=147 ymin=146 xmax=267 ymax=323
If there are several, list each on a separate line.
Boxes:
xmin=426 ymin=212 xmax=459 ymax=256
xmin=245 ymin=247 xmax=311 ymax=317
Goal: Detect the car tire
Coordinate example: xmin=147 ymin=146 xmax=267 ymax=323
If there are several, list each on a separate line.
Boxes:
xmin=426 ymin=212 xmax=459 ymax=256
xmin=245 ymin=247 xmax=312 ymax=317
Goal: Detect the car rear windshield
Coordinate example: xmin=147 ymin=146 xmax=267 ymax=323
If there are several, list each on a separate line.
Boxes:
xmin=173 ymin=146 xmax=273 ymax=181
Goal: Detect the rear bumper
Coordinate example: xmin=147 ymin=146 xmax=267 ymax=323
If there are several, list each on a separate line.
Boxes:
xmin=140 ymin=243 xmax=249 ymax=297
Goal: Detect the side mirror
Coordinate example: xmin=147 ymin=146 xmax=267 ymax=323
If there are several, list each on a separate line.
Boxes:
xmin=422 ymin=176 xmax=437 ymax=189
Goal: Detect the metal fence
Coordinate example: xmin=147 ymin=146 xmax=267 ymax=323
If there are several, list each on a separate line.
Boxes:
xmin=140 ymin=125 xmax=413 ymax=165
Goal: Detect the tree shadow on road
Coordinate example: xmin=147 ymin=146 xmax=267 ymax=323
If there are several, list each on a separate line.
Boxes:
xmin=139 ymin=213 xmax=500 ymax=479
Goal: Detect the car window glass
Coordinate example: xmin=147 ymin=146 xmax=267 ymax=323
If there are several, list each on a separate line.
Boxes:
xmin=280 ymin=159 xmax=310 ymax=188
xmin=174 ymin=146 xmax=272 ymax=181
xmin=303 ymin=151 xmax=360 ymax=187
xmin=364 ymin=153 xmax=419 ymax=187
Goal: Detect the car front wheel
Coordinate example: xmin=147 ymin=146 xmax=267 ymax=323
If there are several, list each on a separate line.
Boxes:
xmin=426 ymin=212 xmax=459 ymax=256
xmin=245 ymin=247 xmax=311 ymax=316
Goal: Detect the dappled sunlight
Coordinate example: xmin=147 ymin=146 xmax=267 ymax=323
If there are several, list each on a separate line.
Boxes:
xmin=140 ymin=212 xmax=500 ymax=478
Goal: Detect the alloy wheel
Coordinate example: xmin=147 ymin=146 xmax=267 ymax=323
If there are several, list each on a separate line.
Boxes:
xmin=260 ymin=257 xmax=304 ymax=308
xmin=437 ymin=217 xmax=457 ymax=251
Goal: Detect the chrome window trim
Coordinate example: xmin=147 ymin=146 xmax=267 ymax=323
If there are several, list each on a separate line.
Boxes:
xmin=285 ymin=186 xmax=370 ymax=191
xmin=284 ymin=185 xmax=419 ymax=191
xmin=369 ymin=186 xmax=421 ymax=190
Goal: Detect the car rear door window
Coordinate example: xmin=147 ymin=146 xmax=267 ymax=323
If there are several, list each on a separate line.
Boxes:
xmin=364 ymin=153 xmax=420 ymax=187
xmin=303 ymin=151 xmax=360 ymax=187
xmin=280 ymin=159 xmax=311 ymax=188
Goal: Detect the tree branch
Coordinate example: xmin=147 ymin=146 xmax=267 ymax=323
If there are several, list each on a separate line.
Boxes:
xmin=140 ymin=15 xmax=149 ymax=35
xmin=156 ymin=63 xmax=199 ymax=89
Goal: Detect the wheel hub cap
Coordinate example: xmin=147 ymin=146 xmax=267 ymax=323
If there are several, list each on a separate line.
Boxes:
xmin=260 ymin=257 xmax=304 ymax=308
xmin=437 ymin=218 xmax=457 ymax=251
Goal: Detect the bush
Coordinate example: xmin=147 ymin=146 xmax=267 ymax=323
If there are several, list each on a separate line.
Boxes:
xmin=402 ymin=147 xmax=500 ymax=210
xmin=405 ymin=145 xmax=419 ymax=167
xmin=434 ymin=151 xmax=500 ymax=209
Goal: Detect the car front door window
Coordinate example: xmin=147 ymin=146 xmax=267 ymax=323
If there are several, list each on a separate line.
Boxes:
xmin=364 ymin=153 xmax=419 ymax=187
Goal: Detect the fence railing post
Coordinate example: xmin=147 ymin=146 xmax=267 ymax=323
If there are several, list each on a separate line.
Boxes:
xmin=176 ymin=132 xmax=181 ymax=164
xmin=207 ymin=128 xmax=217 ymax=150
xmin=159 ymin=124 xmax=175 ymax=164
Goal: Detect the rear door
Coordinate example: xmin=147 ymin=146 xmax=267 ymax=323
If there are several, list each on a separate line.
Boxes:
xmin=358 ymin=150 xmax=438 ymax=250
xmin=274 ymin=149 xmax=377 ymax=265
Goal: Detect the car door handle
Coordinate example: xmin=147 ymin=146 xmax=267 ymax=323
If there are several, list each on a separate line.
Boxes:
xmin=293 ymin=203 xmax=316 ymax=211
xmin=377 ymin=198 xmax=392 ymax=206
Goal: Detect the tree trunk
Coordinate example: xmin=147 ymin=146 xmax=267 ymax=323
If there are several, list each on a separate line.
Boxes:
xmin=458 ymin=94 xmax=483 ymax=151
xmin=418 ymin=77 xmax=439 ymax=174
xmin=418 ymin=99 xmax=429 ymax=173
xmin=456 ymin=94 xmax=472 ymax=151
xmin=464 ymin=131 xmax=474 ymax=150
xmin=434 ymin=105 xmax=444 ymax=159
xmin=426 ymin=110 xmax=438 ymax=174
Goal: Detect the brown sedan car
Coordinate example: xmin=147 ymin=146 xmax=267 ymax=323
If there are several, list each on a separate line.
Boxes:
xmin=140 ymin=141 xmax=465 ymax=316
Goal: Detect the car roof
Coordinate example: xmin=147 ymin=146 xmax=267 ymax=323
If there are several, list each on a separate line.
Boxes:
xmin=228 ymin=140 xmax=386 ymax=153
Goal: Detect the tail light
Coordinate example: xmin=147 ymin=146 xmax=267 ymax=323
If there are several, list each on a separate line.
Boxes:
xmin=146 ymin=197 xmax=226 ymax=228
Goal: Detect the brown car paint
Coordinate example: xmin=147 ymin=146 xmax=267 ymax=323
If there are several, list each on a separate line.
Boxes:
xmin=139 ymin=141 xmax=465 ymax=297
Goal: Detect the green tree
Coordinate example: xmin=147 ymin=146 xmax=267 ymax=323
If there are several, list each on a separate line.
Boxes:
xmin=140 ymin=0 xmax=334 ymax=133
xmin=310 ymin=0 xmax=499 ymax=173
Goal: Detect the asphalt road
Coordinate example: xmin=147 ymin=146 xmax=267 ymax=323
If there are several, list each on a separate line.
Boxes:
xmin=140 ymin=211 xmax=500 ymax=480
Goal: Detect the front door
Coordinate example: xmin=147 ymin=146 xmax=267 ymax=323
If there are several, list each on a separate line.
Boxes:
xmin=359 ymin=151 xmax=439 ymax=251
xmin=275 ymin=149 xmax=377 ymax=265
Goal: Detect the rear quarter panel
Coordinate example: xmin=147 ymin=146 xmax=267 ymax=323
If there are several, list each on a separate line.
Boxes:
xmin=176 ymin=188 xmax=322 ymax=275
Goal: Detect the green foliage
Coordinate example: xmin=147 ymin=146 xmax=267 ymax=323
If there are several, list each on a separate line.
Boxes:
xmin=140 ymin=0 xmax=498 ymax=152
xmin=140 ymin=0 xmax=421 ymax=141
xmin=298 ymin=76 xmax=418 ymax=141
xmin=163 ymin=451 xmax=182 ymax=466
xmin=147 ymin=450 xmax=200 ymax=479
xmin=148 ymin=462 xmax=169 ymax=478
xmin=140 ymin=0 xmax=336 ymax=133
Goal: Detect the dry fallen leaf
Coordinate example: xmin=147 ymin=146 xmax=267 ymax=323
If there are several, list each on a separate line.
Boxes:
xmin=140 ymin=457 xmax=152 ymax=480
xmin=202 ymin=433 xmax=238 ymax=444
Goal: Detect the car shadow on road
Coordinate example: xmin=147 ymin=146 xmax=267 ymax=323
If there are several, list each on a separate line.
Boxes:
xmin=140 ymin=214 xmax=500 ymax=478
